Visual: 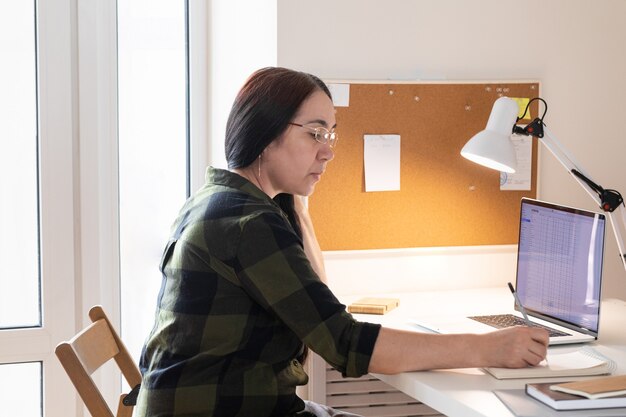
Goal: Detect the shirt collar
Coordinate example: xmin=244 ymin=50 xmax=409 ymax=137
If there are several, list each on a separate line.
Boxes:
xmin=205 ymin=166 xmax=278 ymax=207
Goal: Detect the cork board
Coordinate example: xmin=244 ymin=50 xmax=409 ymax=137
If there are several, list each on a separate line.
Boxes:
xmin=309 ymin=81 xmax=539 ymax=251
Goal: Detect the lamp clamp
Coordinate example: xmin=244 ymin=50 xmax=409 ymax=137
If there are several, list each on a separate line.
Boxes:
xmin=513 ymin=118 xmax=544 ymax=138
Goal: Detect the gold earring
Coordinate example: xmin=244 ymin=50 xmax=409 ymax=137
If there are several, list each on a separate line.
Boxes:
xmin=258 ymin=154 xmax=261 ymax=177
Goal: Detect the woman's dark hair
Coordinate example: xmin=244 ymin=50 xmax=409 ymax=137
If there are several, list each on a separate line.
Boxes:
xmin=225 ymin=67 xmax=332 ymax=237
xmin=225 ymin=66 xmax=331 ymax=169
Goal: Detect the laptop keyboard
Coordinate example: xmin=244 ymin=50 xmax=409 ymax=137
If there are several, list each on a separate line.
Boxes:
xmin=468 ymin=314 xmax=571 ymax=337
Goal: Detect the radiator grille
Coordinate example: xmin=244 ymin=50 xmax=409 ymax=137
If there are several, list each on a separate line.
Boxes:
xmin=325 ymin=367 xmax=444 ymax=417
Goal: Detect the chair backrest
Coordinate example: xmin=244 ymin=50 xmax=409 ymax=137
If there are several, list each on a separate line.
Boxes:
xmin=55 ymin=306 xmax=142 ymax=417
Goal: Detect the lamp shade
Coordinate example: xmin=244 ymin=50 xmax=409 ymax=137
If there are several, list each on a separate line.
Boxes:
xmin=461 ymin=97 xmax=519 ymax=173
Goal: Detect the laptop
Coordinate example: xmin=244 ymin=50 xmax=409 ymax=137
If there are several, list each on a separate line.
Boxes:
xmin=413 ymin=198 xmax=606 ymax=345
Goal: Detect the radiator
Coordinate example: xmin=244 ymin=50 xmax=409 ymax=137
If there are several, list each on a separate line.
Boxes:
xmin=302 ymin=352 xmax=444 ymax=416
xmin=322 ymin=361 xmax=444 ymax=417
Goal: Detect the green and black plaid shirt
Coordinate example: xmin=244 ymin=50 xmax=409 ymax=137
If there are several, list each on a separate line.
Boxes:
xmin=136 ymin=167 xmax=381 ymax=417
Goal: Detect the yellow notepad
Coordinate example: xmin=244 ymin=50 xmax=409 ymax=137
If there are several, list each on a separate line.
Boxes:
xmin=348 ymin=297 xmax=399 ymax=315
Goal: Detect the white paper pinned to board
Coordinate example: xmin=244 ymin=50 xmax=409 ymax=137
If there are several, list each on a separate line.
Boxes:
xmin=364 ymin=134 xmax=401 ymax=192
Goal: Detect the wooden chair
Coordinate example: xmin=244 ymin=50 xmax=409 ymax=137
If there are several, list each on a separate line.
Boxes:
xmin=55 ymin=305 xmax=142 ymax=417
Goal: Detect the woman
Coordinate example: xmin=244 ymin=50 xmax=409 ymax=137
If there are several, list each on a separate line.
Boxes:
xmin=136 ymin=67 xmax=549 ymax=417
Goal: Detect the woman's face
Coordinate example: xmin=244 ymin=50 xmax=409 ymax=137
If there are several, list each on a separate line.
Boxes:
xmin=261 ymin=90 xmax=336 ymax=197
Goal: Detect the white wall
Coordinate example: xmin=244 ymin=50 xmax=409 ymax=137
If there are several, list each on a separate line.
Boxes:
xmin=277 ymin=0 xmax=626 ymax=300
xmin=323 ymin=245 xmax=518 ymax=297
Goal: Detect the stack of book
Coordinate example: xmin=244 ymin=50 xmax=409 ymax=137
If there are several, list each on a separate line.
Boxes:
xmin=526 ymin=375 xmax=626 ymax=410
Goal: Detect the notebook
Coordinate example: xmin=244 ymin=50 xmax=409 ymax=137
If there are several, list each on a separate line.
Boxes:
xmin=484 ymin=346 xmax=615 ymax=379
xmin=413 ymin=198 xmax=606 ymax=345
xmin=526 ymin=379 xmax=626 ymax=410
xmin=494 ymin=389 xmax=626 ymax=417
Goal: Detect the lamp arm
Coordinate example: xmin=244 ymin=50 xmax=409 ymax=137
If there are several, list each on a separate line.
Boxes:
xmin=540 ymin=125 xmax=626 ymax=270
xmin=607 ymin=210 xmax=626 ymax=271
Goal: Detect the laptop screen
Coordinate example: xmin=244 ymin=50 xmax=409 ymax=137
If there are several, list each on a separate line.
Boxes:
xmin=515 ymin=198 xmax=606 ymax=335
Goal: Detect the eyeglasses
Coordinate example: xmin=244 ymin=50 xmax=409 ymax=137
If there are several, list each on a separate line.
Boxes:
xmin=289 ymin=123 xmax=339 ymax=148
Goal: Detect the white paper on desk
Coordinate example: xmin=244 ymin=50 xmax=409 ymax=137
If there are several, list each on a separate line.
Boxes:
xmin=500 ymin=134 xmax=532 ymax=190
xmin=364 ymin=134 xmax=401 ymax=192
xmin=547 ymin=349 xmax=609 ymax=370
xmin=484 ymin=347 xmax=615 ymax=379
xmin=327 ymin=83 xmax=350 ymax=107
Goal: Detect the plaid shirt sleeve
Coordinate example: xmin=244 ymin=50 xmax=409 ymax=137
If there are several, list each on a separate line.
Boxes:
xmin=237 ymin=209 xmax=380 ymax=378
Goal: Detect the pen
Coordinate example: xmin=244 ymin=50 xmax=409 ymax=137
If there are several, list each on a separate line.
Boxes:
xmin=508 ymin=282 xmax=550 ymax=366
xmin=508 ymin=282 xmax=531 ymax=326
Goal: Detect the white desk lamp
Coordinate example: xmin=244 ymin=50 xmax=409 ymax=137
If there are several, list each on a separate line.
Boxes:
xmin=461 ymin=96 xmax=626 ymax=274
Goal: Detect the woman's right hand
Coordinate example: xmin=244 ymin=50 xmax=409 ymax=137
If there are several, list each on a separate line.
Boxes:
xmin=480 ymin=326 xmax=549 ymax=368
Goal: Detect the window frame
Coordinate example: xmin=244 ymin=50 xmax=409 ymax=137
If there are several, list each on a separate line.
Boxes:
xmin=0 ymin=0 xmax=79 ymax=415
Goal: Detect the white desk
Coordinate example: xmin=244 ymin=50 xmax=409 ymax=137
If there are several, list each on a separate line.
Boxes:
xmin=347 ymin=287 xmax=626 ymax=417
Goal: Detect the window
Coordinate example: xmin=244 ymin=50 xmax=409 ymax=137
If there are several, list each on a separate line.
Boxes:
xmin=0 ymin=362 xmax=42 ymax=416
xmin=0 ymin=0 xmax=40 ymax=331
xmin=0 ymin=3 xmax=42 ymax=415
xmin=118 ymin=0 xmax=189 ymax=362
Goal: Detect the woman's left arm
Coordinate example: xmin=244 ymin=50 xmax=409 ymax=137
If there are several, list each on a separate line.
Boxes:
xmin=294 ymin=196 xmax=328 ymax=285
